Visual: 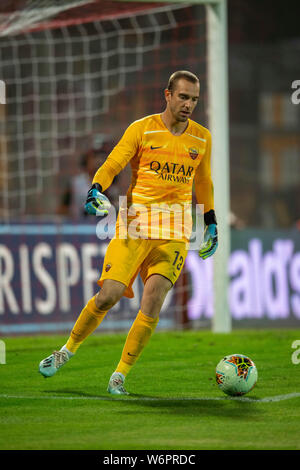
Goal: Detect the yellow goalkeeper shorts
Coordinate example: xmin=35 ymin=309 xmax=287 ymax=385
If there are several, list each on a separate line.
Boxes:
xmin=98 ymin=237 xmax=188 ymax=298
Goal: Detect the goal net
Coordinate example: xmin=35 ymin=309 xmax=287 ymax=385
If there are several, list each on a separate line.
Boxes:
xmin=0 ymin=0 xmax=213 ymax=334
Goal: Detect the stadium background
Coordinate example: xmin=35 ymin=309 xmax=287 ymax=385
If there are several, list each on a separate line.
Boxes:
xmin=0 ymin=0 xmax=300 ymax=335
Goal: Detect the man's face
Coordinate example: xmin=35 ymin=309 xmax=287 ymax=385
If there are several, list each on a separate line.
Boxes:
xmin=165 ymin=78 xmax=200 ymax=122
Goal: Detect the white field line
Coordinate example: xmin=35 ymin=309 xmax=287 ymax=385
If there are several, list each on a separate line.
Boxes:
xmin=0 ymin=392 xmax=300 ymax=403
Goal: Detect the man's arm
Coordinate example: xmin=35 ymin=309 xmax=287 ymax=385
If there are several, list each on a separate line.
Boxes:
xmin=194 ymin=130 xmax=214 ymax=214
xmin=194 ymin=130 xmax=218 ymax=259
xmin=85 ymin=121 xmax=141 ymax=215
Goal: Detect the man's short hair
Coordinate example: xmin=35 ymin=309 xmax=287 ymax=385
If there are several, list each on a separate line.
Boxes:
xmin=167 ymin=70 xmax=199 ymax=92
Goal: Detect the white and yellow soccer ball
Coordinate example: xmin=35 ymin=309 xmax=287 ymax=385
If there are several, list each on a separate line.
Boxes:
xmin=216 ymin=354 xmax=258 ymax=396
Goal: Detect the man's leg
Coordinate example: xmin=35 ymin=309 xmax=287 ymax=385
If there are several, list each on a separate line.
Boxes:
xmin=108 ymin=274 xmax=172 ymax=394
xmin=65 ymin=280 xmax=126 ymax=354
xmin=39 ymin=280 xmax=125 ymax=377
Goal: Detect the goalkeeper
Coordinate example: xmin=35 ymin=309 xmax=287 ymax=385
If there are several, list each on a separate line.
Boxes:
xmin=39 ymin=70 xmax=218 ymax=395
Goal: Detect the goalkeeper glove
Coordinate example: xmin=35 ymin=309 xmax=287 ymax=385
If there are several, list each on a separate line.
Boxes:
xmin=84 ymin=183 xmax=111 ymax=216
xmin=199 ymin=210 xmax=218 ymax=260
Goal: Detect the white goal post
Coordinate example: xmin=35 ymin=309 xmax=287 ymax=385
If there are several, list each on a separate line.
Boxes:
xmin=116 ymin=0 xmax=231 ymax=333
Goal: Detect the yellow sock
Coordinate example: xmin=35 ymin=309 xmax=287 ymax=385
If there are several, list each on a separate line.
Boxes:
xmin=65 ymin=296 xmax=107 ymax=354
xmin=115 ymin=310 xmax=159 ymax=377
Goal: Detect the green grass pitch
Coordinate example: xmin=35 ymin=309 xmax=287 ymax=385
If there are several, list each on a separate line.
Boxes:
xmin=0 ymin=329 xmax=300 ymax=450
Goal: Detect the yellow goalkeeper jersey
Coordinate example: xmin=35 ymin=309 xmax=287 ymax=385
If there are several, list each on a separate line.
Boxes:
xmin=93 ymin=113 xmax=214 ymax=241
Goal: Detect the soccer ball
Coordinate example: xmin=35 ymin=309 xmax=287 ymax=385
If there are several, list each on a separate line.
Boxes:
xmin=216 ymin=354 xmax=257 ymax=396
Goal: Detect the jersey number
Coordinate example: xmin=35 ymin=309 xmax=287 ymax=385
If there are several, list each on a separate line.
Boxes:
xmin=173 ymin=250 xmax=184 ymax=271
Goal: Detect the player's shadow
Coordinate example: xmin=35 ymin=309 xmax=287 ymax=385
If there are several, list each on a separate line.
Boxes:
xmin=125 ymin=393 xmax=262 ymax=418
xmin=43 ymin=389 xmax=262 ymax=418
xmin=43 ymin=389 xmax=116 ymax=400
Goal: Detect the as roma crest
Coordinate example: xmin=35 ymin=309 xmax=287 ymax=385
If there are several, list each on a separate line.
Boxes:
xmin=189 ymin=147 xmax=199 ymax=160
